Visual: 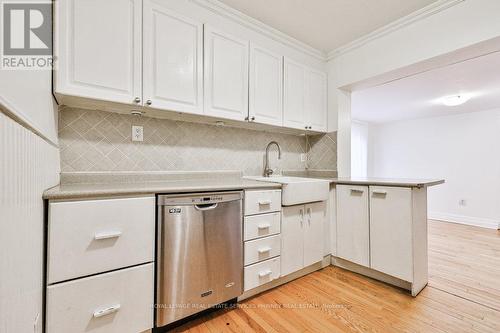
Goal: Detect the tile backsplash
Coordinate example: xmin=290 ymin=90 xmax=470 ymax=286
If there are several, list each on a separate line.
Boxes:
xmin=59 ymin=107 xmax=336 ymax=175
xmin=307 ymin=132 xmax=337 ymax=170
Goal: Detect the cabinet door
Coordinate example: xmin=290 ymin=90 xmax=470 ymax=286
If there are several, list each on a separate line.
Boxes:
xmin=336 ymin=185 xmax=370 ymax=267
xmin=55 ymin=0 xmax=142 ymax=105
xmin=370 ymin=186 xmax=413 ymax=281
xmin=329 ymin=186 xmax=337 ymax=256
xmin=249 ymin=44 xmax=283 ymax=126
xmin=304 ymin=201 xmax=326 ymax=267
xmin=281 ymin=205 xmax=304 ymax=276
xmin=283 ymin=58 xmax=307 ymax=130
xmin=204 ymin=26 xmax=249 ymax=121
xmin=306 ymin=69 xmax=328 ymax=132
xmin=143 ymin=2 xmax=203 ymax=114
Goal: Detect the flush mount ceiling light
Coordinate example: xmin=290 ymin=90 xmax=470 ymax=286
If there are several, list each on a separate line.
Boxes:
xmin=441 ymin=94 xmax=471 ymax=107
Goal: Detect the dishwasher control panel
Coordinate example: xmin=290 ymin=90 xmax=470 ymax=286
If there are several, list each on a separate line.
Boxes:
xmin=157 ymin=191 xmax=242 ymax=206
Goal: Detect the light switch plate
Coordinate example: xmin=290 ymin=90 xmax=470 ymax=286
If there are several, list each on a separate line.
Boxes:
xmin=132 ymin=125 xmax=143 ymax=142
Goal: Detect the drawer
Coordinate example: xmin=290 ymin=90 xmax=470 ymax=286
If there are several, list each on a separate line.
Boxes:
xmin=244 ymin=234 xmax=281 ymax=266
xmin=244 ymin=212 xmax=281 ymax=241
xmin=46 ymin=263 xmax=154 ymax=333
xmin=48 ymin=196 xmax=155 ymax=284
xmin=244 ymin=189 xmax=281 ymax=216
xmin=244 ymin=257 xmax=280 ymax=291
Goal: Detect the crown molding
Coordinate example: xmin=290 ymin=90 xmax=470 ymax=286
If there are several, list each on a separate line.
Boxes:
xmin=327 ymin=0 xmax=465 ymax=61
xmin=189 ymin=0 xmax=327 ymax=61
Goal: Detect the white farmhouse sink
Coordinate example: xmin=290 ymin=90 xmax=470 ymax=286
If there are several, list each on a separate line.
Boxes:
xmin=247 ymin=176 xmax=330 ymax=206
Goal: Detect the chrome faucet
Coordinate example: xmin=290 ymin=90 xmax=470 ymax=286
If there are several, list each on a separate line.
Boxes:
xmin=264 ymin=141 xmax=282 ymax=177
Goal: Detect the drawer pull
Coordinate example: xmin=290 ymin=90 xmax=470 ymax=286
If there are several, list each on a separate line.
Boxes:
xmin=258 ymin=270 xmax=272 ymax=278
xmin=257 ymin=224 xmax=271 ymax=230
xmin=93 ymin=304 xmax=121 ymax=318
xmin=372 ymin=190 xmax=387 ymax=195
xmin=94 ymin=231 xmax=122 ymax=240
xmin=258 ymin=247 xmax=272 ymax=254
xmin=350 ymin=188 xmax=364 ymax=194
xmin=258 ymin=200 xmax=272 ymax=205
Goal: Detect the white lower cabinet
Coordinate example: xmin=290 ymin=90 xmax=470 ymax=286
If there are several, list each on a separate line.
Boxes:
xmin=370 ymin=186 xmax=413 ymax=281
xmin=47 ymin=196 xmax=155 ymax=332
xmin=244 ymin=235 xmax=281 ymax=266
xmin=244 ymin=189 xmax=282 ymax=216
xmin=46 ymin=263 xmax=154 ymax=333
xmin=281 ymin=202 xmax=326 ymax=276
xmin=336 ymin=184 xmax=428 ymax=294
xmin=48 ymin=197 xmax=155 ymax=284
xmin=244 ymin=212 xmax=281 ymax=240
xmin=243 ymin=189 xmax=282 ymax=292
xmin=244 ymin=257 xmax=281 ymax=291
xmin=336 ymin=185 xmax=370 ymax=267
xmin=281 ymin=205 xmax=304 ymax=275
xmin=303 ymin=202 xmax=326 ymax=267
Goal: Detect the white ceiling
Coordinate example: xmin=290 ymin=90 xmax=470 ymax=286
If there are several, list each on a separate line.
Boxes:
xmin=218 ymin=0 xmax=437 ymax=52
xmin=352 ymin=51 xmax=500 ymax=123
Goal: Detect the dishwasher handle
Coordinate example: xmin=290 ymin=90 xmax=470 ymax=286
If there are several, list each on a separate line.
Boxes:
xmin=194 ymin=203 xmax=218 ymax=211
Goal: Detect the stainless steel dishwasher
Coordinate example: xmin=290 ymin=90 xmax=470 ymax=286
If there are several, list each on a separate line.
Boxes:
xmin=156 ymin=191 xmax=243 ymax=327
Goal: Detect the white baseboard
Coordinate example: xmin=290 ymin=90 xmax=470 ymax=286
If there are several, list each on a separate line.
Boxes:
xmin=429 ymin=212 xmax=500 ymax=230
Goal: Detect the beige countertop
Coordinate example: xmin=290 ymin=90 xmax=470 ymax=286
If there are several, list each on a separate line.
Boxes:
xmin=43 ymin=172 xmax=281 ymax=200
xmin=43 ymin=171 xmax=444 ymax=200
xmin=327 ymin=177 xmax=445 ymax=188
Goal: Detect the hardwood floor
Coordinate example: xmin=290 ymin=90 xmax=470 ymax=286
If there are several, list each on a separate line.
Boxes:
xmin=171 ymin=220 xmax=500 ymax=333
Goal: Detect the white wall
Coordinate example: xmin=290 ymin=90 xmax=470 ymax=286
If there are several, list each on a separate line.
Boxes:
xmin=328 ymin=0 xmax=500 ymax=177
xmin=0 ymin=4 xmax=60 ymax=332
xmin=368 ymin=109 xmax=500 ymax=229
xmin=351 ymin=121 xmax=369 ymax=177
xmin=0 ymin=113 xmax=60 ymax=333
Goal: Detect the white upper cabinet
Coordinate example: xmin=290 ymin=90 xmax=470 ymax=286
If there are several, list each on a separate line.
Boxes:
xmin=283 ymin=58 xmax=307 ymax=130
xmin=204 ymin=26 xmax=249 ymax=121
xmin=54 ymin=2 xmax=327 ymax=132
xmin=284 ymin=58 xmax=327 ymax=132
xmin=306 ymin=70 xmax=328 ymax=132
xmin=143 ymin=1 xmax=203 ymax=114
xmin=54 ymin=0 xmax=142 ymax=105
xmin=249 ymin=44 xmax=283 ymax=126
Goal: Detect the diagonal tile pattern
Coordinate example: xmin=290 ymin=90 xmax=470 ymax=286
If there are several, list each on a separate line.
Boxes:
xmin=59 ymin=107 xmax=337 ymax=175
xmin=307 ymin=132 xmax=337 ymax=170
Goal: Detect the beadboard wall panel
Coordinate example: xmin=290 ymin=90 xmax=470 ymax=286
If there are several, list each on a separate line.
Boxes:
xmin=0 ymin=112 xmax=60 ymax=333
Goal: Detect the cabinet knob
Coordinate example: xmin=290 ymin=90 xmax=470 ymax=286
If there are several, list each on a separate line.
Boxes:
xmin=146 ymin=100 xmax=152 ymax=106
xmin=134 ymin=97 xmax=141 ymax=104
xmin=251 ymin=116 xmax=255 ymax=121
xmin=245 ymin=116 xmax=249 ymax=121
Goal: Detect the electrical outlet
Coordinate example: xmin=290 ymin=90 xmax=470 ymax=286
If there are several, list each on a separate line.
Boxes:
xmin=300 ymin=153 xmax=307 ymax=162
xmin=459 ymin=199 xmax=467 ymax=206
xmin=132 ymin=125 xmax=143 ymax=142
